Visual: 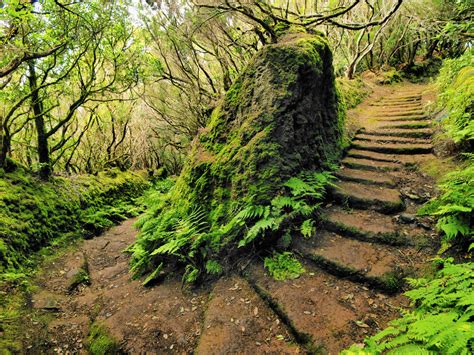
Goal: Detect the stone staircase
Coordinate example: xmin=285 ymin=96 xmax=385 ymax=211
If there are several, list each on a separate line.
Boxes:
xmin=227 ymin=90 xmax=437 ymax=353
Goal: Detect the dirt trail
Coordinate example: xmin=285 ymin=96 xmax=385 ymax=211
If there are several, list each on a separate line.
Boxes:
xmin=18 ymin=82 xmax=439 ymax=354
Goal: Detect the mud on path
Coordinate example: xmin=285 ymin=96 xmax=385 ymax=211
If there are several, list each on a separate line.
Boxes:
xmin=17 ymin=82 xmax=440 ymax=354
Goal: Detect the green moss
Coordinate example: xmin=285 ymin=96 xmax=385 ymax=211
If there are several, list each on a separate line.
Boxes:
xmin=131 ymin=33 xmax=343 ymax=283
xmin=264 ymin=252 xmax=305 ymax=281
xmin=336 ymin=77 xmax=371 ymax=110
xmin=378 ymin=68 xmax=403 ymax=85
xmin=0 ymin=166 xmax=150 ymax=274
xmin=87 ymin=322 xmax=121 ymax=355
xmin=67 ymin=267 xmax=90 ymax=292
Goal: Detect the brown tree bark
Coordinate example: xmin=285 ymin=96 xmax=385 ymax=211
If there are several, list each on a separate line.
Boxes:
xmin=28 ymin=60 xmax=51 ymax=179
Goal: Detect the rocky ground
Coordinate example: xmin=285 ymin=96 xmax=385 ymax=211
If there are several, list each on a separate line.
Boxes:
xmin=14 ymin=82 xmax=441 ymax=354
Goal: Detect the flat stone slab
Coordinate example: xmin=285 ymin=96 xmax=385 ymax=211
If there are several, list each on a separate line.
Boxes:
xmin=336 ymin=168 xmax=396 ymax=188
xmin=32 ymin=291 xmax=66 ymax=311
xmin=373 ymin=111 xmax=426 ymax=119
xmin=355 ymin=134 xmax=430 ymax=145
xmin=347 ymin=149 xmax=400 ymax=163
xmin=246 ymin=263 xmax=406 ymax=353
xmin=369 ymin=102 xmax=423 ymax=108
xmin=196 ymin=276 xmax=299 ymax=354
xmin=331 ymin=181 xmax=404 ymax=213
xmin=362 ymin=129 xmax=432 ymax=139
xmin=352 ymin=141 xmax=433 ymax=154
xmin=342 ymin=157 xmax=401 ymax=171
xmin=295 ymin=231 xmax=408 ymax=290
xmin=380 ymin=121 xmax=431 ymax=129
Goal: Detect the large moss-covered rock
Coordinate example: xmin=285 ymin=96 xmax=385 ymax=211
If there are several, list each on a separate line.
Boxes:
xmin=131 ymin=32 xmax=343 ymax=282
xmin=178 ymin=32 xmax=342 ymax=217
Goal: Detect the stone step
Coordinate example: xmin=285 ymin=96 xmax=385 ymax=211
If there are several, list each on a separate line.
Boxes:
xmin=295 ymin=231 xmax=408 ymax=292
xmin=370 ymin=102 xmax=423 ymax=108
xmin=330 ymin=181 xmax=404 ymax=214
xmin=354 ymin=134 xmax=430 ymax=145
xmin=196 ymin=276 xmax=299 ymax=354
xmin=321 ymin=206 xmax=409 ymax=245
xmin=373 ymin=111 xmax=426 ymax=118
xmin=375 ymin=106 xmax=425 ymax=113
xmin=352 ymin=141 xmax=432 ymax=154
xmin=246 ymin=263 xmax=405 ymax=353
xmin=375 ymin=115 xmax=429 ymax=122
xmin=342 ymin=157 xmax=401 ymax=171
xmin=380 ymin=121 xmax=432 ymax=130
xmin=380 ymin=96 xmax=421 ymax=103
xmin=346 ymin=149 xmax=400 ymax=163
xmin=335 ymin=168 xmax=396 ymax=188
xmin=362 ymin=129 xmax=432 ymax=139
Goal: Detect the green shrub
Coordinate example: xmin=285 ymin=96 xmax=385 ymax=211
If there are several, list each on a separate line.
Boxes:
xmin=436 ymin=50 xmax=474 ymax=147
xmin=418 ymin=161 xmax=473 ymax=250
xmin=129 ymin=171 xmax=334 ymax=284
xmin=343 ymin=259 xmax=474 ymax=354
xmin=264 ymin=252 xmax=305 ymax=281
xmin=336 ymin=77 xmax=371 ymax=109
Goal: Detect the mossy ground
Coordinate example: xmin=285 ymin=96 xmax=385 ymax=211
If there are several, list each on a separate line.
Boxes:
xmin=0 ymin=165 xmax=149 ymax=275
xmin=0 ymin=164 xmax=149 ymax=352
xmin=87 ymin=322 xmax=121 ymax=355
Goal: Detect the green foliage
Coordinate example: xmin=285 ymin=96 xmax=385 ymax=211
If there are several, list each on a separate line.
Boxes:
xmin=87 ymin=323 xmax=121 ymax=355
xmin=436 ymin=50 xmax=474 ymax=146
xmin=419 ymin=162 xmax=473 ymax=249
xmin=336 ymin=77 xmax=371 ymax=110
xmin=264 ymin=252 xmax=305 ymax=281
xmin=130 ymin=171 xmax=334 ymax=283
xmin=343 ymin=260 xmax=474 ymax=354
xmin=378 ymin=68 xmax=403 ymax=85
xmin=0 ymin=166 xmax=150 ymax=275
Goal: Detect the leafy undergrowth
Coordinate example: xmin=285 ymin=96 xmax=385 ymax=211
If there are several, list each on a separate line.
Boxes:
xmin=419 ymin=161 xmax=473 ymax=250
xmin=435 ymin=49 xmax=473 ymax=150
xmin=344 ymin=259 xmax=474 ymax=354
xmin=419 ymin=51 xmax=473 ymax=252
xmin=264 ymin=252 xmax=305 ymax=281
xmin=129 ymin=172 xmax=335 ymax=285
xmin=0 ymin=164 xmax=150 ymax=276
xmin=337 ymin=77 xmax=371 ymax=110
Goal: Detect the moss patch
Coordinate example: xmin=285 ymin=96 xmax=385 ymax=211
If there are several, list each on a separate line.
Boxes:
xmin=0 ymin=166 xmax=150 ymax=274
xmin=87 ymin=322 xmax=121 ymax=355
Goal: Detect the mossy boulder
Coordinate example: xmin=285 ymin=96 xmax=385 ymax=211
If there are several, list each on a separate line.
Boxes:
xmin=179 ymin=32 xmax=342 ymax=214
xmin=131 ymin=33 xmax=343 ymax=282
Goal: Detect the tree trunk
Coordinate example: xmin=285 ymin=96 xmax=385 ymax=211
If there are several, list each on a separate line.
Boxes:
xmin=28 ymin=60 xmax=51 ymax=179
xmin=0 ymin=116 xmax=9 ymax=169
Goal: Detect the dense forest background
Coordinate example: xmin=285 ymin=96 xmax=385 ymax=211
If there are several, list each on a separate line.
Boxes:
xmin=1 ymin=0 xmax=471 ymax=178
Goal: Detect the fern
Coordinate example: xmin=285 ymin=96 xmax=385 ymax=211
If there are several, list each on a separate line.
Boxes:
xmin=300 ymin=219 xmax=315 ymax=239
xmin=419 ymin=163 xmax=473 ymax=249
xmin=130 ymin=170 xmax=334 ymax=283
xmin=343 ymin=260 xmax=474 ymax=354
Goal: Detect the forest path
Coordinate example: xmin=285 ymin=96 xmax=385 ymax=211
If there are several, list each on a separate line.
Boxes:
xmin=19 ymin=82 xmax=439 ymax=354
